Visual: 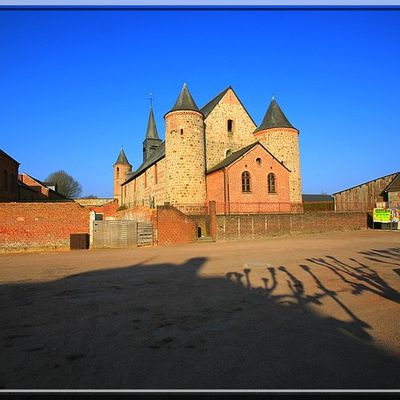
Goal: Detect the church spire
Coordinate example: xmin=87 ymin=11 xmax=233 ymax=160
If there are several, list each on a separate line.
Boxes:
xmin=254 ymin=98 xmax=295 ymax=133
xmin=143 ymin=105 xmax=162 ymax=163
xmin=114 ymin=147 xmax=131 ymax=166
xmin=145 ymin=106 xmax=160 ymax=140
xmin=168 ymin=83 xmax=200 ymax=113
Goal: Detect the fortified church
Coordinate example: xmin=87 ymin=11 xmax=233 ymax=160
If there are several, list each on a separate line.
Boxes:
xmin=113 ymin=84 xmax=302 ymax=214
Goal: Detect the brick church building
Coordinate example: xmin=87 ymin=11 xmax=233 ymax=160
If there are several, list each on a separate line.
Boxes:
xmin=113 ymin=84 xmax=302 ymax=214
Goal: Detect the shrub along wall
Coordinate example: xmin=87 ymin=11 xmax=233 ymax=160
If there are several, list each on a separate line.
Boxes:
xmin=217 ymin=211 xmax=368 ymax=241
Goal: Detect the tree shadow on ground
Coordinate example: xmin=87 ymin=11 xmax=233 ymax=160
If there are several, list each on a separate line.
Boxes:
xmin=0 ymin=252 xmax=399 ymax=389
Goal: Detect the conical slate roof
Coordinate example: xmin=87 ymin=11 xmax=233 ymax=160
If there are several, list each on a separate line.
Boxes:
xmin=145 ymin=106 xmax=159 ymax=139
xmin=254 ymin=98 xmax=295 ymax=133
xmin=168 ymin=83 xmax=200 ymax=113
xmin=114 ymin=148 xmax=131 ymax=165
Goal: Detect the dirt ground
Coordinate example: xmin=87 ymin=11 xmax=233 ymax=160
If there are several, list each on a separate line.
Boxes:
xmin=0 ymin=230 xmax=399 ymax=390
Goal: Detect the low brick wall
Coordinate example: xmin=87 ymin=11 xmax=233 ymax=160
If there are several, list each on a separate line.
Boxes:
xmin=217 ymin=211 xmax=368 ymax=241
xmin=0 ymin=202 xmax=90 ymax=251
xmin=155 ymin=204 xmax=197 ymax=246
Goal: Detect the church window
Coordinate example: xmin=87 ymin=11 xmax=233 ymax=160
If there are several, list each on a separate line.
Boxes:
xmin=154 ymin=164 xmax=158 ymax=184
xmin=144 ymin=171 xmax=147 ymax=188
xmin=227 ymin=119 xmax=233 ymax=133
xmin=116 ymin=167 xmax=120 ymax=178
xmin=268 ymin=173 xmax=276 ymax=193
xmin=180 ymin=129 xmax=184 ymax=135
xmin=242 ymin=171 xmax=251 ymax=192
xmin=256 ymin=158 xmax=262 ymax=165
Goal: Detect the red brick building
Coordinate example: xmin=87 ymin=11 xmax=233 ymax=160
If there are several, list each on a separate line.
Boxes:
xmin=18 ymin=173 xmax=66 ymax=201
xmin=206 ymin=142 xmax=291 ymax=214
xmin=0 ymin=149 xmax=20 ymax=202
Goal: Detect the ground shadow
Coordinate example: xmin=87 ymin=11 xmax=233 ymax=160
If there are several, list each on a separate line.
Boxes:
xmin=0 ymin=251 xmax=399 ymax=389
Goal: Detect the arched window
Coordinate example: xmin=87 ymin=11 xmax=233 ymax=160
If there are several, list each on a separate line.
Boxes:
xmin=242 ymin=171 xmax=251 ymax=192
xmin=116 ymin=167 xmax=120 ymax=178
xmin=268 ymin=173 xmax=276 ymax=193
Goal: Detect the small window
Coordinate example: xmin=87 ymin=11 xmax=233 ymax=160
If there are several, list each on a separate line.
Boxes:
xmin=242 ymin=171 xmax=251 ymax=192
xmin=180 ymin=129 xmax=184 ymax=135
xmin=268 ymin=173 xmax=276 ymax=193
xmin=256 ymin=158 xmax=262 ymax=165
xmin=227 ymin=119 xmax=233 ymax=133
xmin=225 ymin=149 xmax=232 ymax=157
xmin=116 ymin=167 xmax=120 ymax=178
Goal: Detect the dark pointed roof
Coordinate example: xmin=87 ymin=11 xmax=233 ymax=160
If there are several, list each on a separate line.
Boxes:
xmin=145 ymin=106 xmax=159 ymax=140
xmin=207 ymin=141 xmax=290 ymax=174
xmin=167 ymin=83 xmax=200 ymax=114
xmin=254 ymin=98 xmax=295 ymax=133
xmin=114 ymin=148 xmax=131 ymax=166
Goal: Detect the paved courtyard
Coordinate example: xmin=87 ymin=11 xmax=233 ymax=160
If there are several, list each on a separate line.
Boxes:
xmin=0 ymin=230 xmax=399 ymax=389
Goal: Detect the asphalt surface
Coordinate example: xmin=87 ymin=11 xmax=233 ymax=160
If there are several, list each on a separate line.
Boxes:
xmin=0 ymin=230 xmax=399 ymax=389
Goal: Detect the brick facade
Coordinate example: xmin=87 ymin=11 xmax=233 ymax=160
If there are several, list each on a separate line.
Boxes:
xmin=0 ymin=149 xmax=19 ymax=202
xmin=206 ymin=144 xmax=291 ymax=214
xmin=0 ymin=202 xmax=91 ymax=251
xmin=154 ymin=204 xmax=197 ymax=246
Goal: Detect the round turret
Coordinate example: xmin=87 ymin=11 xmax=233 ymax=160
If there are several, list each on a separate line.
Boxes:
xmin=164 ymin=84 xmax=207 ymax=206
xmin=113 ymin=148 xmax=132 ymax=204
xmin=254 ymin=98 xmax=302 ymax=205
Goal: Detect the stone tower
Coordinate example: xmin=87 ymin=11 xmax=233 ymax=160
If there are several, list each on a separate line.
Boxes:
xmin=164 ymin=83 xmax=207 ymax=205
xmin=253 ymin=98 xmax=302 ymax=204
xmin=113 ymin=148 xmax=132 ymax=204
xmin=143 ymin=106 xmax=162 ymax=162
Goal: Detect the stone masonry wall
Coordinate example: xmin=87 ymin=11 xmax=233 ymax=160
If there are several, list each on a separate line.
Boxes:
xmin=122 ymin=158 xmax=166 ymax=209
xmin=165 ymin=110 xmax=207 ymax=205
xmin=204 ymin=88 xmax=256 ymax=170
xmin=255 ymin=127 xmax=302 ymax=204
xmin=217 ymin=211 xmax=367 ymax=241
xmin=0 ymin=202 xmax=90 ymax=251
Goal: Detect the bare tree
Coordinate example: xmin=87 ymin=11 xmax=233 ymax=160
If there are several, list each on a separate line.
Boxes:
xmin=45 ymin=170 xmax=82 ymax=198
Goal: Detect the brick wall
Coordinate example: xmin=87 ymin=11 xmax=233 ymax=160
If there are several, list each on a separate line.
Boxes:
xmin=0 ymin=202 xmax=90 ymax=251
xmin=217 ymin=211 xmax=368 ymax=241
xmin=155 ymin=204 xmax=197 ymax=246
xmin=0 ymin=150 xmax=19 ymax=201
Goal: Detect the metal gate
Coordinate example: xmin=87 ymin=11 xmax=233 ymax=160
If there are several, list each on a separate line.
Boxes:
xmin=92 ymin=220 xmax=153 ymax=248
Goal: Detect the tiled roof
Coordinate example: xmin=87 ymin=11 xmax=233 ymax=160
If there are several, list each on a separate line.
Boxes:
xmin=122 ymin=141 xmax=165 ymax=185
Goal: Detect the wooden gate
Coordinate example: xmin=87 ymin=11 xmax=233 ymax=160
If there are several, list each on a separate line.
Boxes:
xmin=92 ymin=220 xmax=153 ymax=248
xmin=137 ymin=222 xmax=154 ymax=247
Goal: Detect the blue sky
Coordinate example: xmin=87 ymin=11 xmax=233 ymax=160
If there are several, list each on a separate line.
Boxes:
xmin=0 ymin=8 xmax=399 ymax=197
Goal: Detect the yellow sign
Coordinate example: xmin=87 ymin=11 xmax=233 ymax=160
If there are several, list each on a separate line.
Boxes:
xmin=373 ymin=208 xmax=392 ymax=223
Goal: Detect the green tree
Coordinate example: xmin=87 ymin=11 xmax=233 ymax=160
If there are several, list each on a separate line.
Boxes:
xmin=45 ymin=170 xmax=82 ymax=198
